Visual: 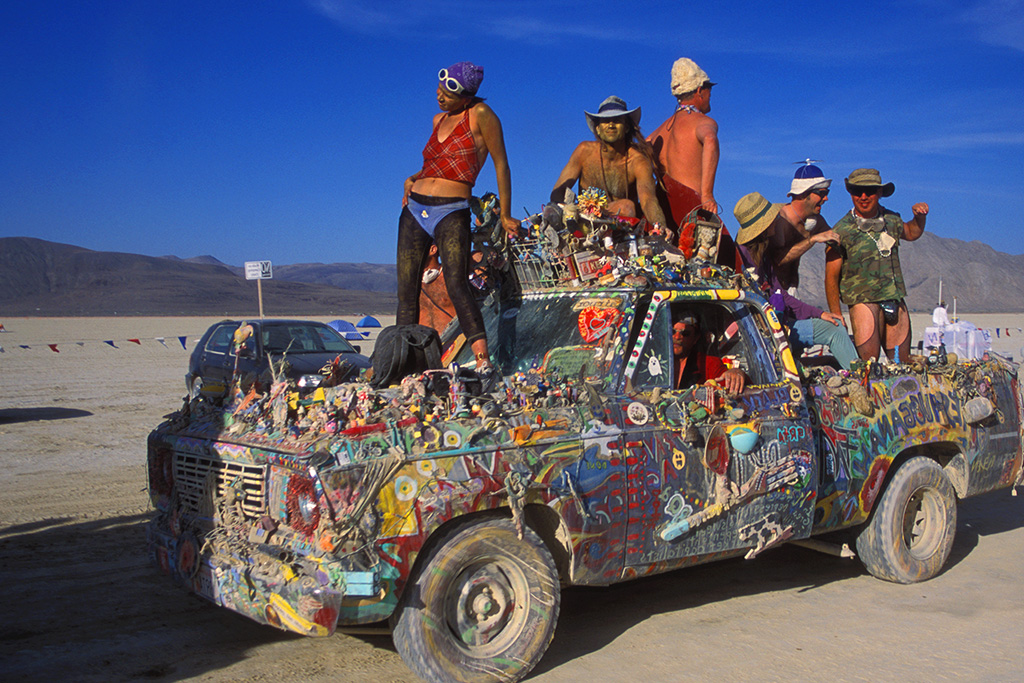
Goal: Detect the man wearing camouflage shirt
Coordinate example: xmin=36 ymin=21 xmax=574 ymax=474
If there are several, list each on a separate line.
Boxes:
xmin=825 ymin=168 xmax=929 ymax=362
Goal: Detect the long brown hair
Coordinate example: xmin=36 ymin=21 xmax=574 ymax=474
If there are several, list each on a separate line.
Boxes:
xmin=744 ymin=234 xmax=769 ymax=267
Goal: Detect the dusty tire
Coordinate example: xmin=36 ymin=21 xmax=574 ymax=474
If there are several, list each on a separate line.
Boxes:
xmin=391 ymin=517 xmax=560 ymax=683
xmin=856 ymin=456 xmax=957 ymax=584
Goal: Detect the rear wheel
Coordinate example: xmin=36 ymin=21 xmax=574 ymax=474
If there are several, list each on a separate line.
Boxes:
xmin=856 ymin=456 xmax=957 ymax=584
xmin=391 ymin=517 xmax=560 ymax=683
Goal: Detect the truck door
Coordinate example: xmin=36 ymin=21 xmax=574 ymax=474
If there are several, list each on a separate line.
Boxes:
xmin=620 ymin=293 xmax=817 ymax=568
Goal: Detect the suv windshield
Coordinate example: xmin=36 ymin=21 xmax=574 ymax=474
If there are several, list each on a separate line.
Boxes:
xmin=261 ymin=323 xmax=355 ymax=354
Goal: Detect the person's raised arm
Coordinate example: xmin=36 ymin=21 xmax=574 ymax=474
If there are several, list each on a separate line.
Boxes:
xmin=902 ymin=202 xmax=928 ymax=241
xmin=694 ymin=119 xmax=719 ymax=214
xmin=775 ymin=229 xmax=840 ymax=266
xmin=476 ymin=103 xmax=520 ymax=237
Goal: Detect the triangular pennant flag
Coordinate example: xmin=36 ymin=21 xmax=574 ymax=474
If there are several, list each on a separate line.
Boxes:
xmin=0 ymin=323 xmax=5 ymax=331
xmin=0 ymin=345 xmax=5 ymax=353
xmin=128 ymin=338 xmax=141 ymax=345
xmin=996 ymin=328 xmax=1001 ymax=338
xmin=19 ymin=345 xmax=30 ymax=349
xmin=155 ymin=337 xmax=167 ymax=347
xmin=48 ymin=344 xmax=60 ymax=353
xmin=104 ymin=340 xmax=118 ymax=348
xmin=178 ymin=336 xmax=187 ymax=350
xmin=76 ymin=342 xmax=85 ymax=347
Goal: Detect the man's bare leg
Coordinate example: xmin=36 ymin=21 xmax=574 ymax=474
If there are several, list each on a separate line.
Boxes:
xmin=850 ymin=302 xmax=883 ymax=361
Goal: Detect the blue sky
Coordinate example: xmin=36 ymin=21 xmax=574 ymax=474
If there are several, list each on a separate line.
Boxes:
xmin=2 ymin=1 xmax=1023 ymax=266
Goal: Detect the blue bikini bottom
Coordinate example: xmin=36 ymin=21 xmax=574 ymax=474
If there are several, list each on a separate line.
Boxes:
xmin=407 ymin=195 xmax=470 ymax=238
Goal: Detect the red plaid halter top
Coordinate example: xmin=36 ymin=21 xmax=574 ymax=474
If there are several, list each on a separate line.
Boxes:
xmin=419 ymin=110 xmax=482 ymax=185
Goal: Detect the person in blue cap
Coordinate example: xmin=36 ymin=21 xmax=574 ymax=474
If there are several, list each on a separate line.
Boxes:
xmin=766 ymin=161 xmax=842 ymax=291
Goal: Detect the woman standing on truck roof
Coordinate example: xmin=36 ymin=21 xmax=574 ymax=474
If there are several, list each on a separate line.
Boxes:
xmin=396 ymin=62 xmax=520 ymax=379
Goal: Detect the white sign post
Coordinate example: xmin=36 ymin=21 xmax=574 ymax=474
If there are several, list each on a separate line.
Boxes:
xmin=244 ymin=260 xmax=273 ymax=319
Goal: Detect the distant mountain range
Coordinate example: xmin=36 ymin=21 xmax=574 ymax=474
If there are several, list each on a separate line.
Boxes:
xmin=1 ymin=237 xmax=396 ymax=316
xmin=796 ymin=231 xmax=1024 ymax=313
xmin=161 ymin=255 xmax=398 ymax=293
xmin=2 ymin=232 xmax=1023 ymax=316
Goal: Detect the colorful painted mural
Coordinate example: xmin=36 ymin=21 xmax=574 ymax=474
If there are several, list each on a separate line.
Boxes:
xmin=147 ymin=232 xmax=1023 ymax=682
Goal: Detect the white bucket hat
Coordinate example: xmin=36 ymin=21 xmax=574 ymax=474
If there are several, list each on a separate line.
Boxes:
xmin=671 ymin=58 xmax=716 ymax=96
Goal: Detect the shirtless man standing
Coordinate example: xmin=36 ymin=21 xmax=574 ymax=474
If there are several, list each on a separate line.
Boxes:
xmin=648 ymin=58 xmax=719 ymax=225
xmin=550 ymin=96 xmax=667 ymax=230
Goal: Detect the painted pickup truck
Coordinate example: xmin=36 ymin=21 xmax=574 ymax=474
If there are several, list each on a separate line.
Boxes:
xmin=146 ymin=254 xmax=1023 ymax=683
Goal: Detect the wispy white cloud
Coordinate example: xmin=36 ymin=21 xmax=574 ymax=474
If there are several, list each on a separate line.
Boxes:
xmin=476 ymin=16 xmax=647 ymax=44
xmin=886 ymin=131 xmax=1024 ymax=153
xmin=305 ymin=0 xmax=423 ymax=34
xmin=304 ymin=1 xmax=884 ymax=53
xmin=305 ymin=0 xmax=639 ymax=42
xmin=956 ymin=0 xmax=1024 ymax=51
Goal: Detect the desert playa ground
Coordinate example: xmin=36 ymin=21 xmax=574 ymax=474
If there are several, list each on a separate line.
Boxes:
xmin=2 ymin=314 xmax=1023 ymax=682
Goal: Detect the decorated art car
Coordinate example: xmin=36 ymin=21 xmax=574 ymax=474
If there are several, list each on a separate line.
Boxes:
xmin=147 ymin=229 xmax=1023 ymax=682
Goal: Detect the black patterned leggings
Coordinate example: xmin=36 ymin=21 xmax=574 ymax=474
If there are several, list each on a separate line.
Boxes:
xmin=396 ymin=194 xmax=486 ymax=345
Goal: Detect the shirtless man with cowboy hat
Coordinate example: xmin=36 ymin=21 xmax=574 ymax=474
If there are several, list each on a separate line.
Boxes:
xmin=550 ymin=95 xmax=668 ymax=231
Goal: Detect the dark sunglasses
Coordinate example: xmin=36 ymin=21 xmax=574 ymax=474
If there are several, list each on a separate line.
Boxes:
xmin=811 ymin=188 xmax=830 ymax=197
xmin=672 ymin=327 xmax=697 ymax=338
xmin=850 ymin=186 xmax=880 ymax=197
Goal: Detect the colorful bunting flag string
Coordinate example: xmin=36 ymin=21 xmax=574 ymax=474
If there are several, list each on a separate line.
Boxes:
xmin=1 ymin=335 xmax=196 ymax=352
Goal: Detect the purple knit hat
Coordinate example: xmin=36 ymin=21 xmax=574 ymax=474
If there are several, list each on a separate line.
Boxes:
xmin=439 ymin=61 xmax=484 ymax=95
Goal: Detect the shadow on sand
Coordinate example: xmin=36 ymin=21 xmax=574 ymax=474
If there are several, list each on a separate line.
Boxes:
xmin=0 ymin=407 xmax=93 ymax=423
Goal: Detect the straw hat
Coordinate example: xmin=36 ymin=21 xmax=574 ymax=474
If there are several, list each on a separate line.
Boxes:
xmin=733 ymin=192 xmax=782 ymax=245
xmin=844 ymin=168 xmax=895 ymax=197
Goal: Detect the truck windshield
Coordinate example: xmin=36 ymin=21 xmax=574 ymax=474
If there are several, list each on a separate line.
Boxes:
xmin=450 ymin=291 xmax=634 ymax=379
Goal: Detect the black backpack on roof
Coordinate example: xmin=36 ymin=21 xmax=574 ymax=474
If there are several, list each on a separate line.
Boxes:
xmin=368 ymin=324 xmax=443 ymax=388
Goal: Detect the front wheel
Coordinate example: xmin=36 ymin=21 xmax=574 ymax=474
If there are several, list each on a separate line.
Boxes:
xmin=391 ymin=517 xmax=560 ymax=683
xmin=856 ymin=456 xmax=957 ymax=584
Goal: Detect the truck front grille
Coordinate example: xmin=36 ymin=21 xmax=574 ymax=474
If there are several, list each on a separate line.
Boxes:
xmin=174 ymin=453 xmax=266 ymax=521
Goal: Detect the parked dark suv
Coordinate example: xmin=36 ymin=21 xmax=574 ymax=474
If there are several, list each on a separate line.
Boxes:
xmin=186 ymin=319 xmax=371 ymax=398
